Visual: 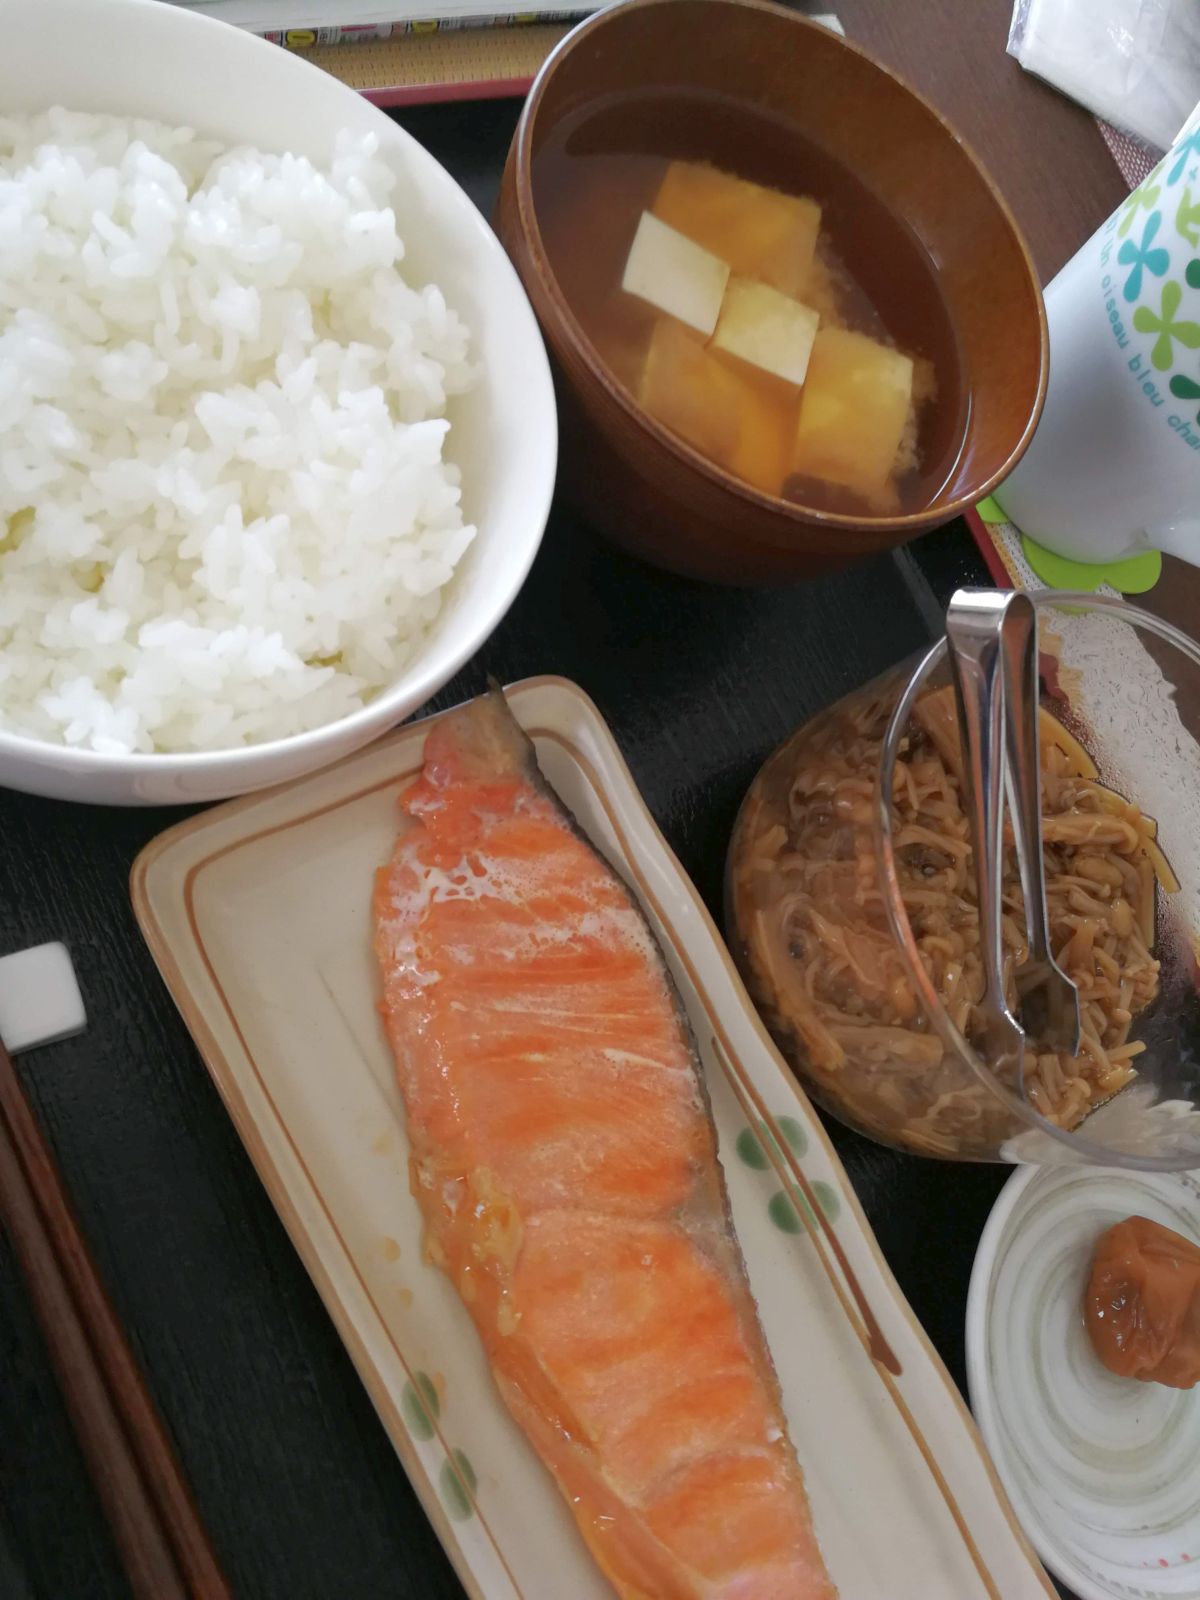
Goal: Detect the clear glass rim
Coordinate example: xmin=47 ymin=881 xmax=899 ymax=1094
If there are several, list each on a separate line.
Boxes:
xmin=876 ymin=589 xmax=1200 ymax=1171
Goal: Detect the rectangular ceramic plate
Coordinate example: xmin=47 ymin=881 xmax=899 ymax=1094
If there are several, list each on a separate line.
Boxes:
xmin=132 ymin=676 xmax=1055 ymax=1600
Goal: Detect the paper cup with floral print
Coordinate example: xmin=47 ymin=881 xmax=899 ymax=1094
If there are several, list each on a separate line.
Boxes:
xmin=995 ymin=103 xmax=1200 ymax=567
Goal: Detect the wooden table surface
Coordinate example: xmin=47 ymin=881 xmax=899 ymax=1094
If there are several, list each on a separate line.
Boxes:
xmin=0 ymin=4 xmax=1167 ymax=1598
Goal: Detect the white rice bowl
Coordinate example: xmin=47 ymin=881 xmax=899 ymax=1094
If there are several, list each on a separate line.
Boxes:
xmin=0 ymin=107 xmax=479 ymax=756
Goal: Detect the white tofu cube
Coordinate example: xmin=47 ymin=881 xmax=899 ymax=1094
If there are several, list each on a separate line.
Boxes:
xmin=711 ymin=278 xmax=820 ymax=387
xmin=620 ymin=211 xmax=730 ymax=338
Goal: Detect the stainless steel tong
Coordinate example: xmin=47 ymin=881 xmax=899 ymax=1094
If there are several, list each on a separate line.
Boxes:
xmin=945 ymin=589 xmax=1082 ymax=1081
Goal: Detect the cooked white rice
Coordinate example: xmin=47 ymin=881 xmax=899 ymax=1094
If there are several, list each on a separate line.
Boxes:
xmin=0 ymin=108 xmax=476 ymax=755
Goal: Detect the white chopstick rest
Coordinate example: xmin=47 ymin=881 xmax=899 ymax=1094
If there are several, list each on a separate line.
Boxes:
xmin=621 ymin=211 xmax=730 ymax=337
xmin=0 ymin=944 xmax=87 ymax=1053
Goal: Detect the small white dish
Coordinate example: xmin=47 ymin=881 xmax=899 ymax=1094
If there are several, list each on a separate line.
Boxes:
xmin=0 ymin=0 xmax=555 ymax=806
xmin=967 ymin=1165 xmax=1200 ymax=1600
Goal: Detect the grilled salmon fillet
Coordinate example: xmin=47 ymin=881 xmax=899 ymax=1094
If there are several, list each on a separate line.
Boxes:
xmin=373 ymin=690 xmax=835 ymax=1600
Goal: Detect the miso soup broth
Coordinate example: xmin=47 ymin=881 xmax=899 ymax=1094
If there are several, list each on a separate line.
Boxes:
xmin=533 ymin=89 xmax=970 ymax=517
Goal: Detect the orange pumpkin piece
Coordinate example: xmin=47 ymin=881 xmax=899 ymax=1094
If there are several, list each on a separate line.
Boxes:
xmin=653 ymin=160 xmax=820 ymax=297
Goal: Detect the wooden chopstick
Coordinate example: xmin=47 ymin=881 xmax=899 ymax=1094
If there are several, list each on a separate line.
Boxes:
xmin=0 ymin=1038 xmax=230 ymax=1600
xmin=0 ymin=1101 xmax=186 ymax=1598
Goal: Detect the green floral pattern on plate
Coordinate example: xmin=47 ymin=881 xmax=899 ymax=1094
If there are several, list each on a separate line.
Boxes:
xmin=735 ymin=1114 xmax=807 ymax=1169
xmin=401 ymin=1372 xmax=478 ymax=1522
xmin=401 ymin=1371 xmax=440 ymax=1441
xmin=767 ymin=1180 xmax=841 ymax=1234
xmin=440 ymin=1451 xmax=478 ymax=1522
xmin=734 ymin=1116 xmax=840 ymax=1234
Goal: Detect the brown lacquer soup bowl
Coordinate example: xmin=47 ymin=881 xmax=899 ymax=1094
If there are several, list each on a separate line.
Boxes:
xmin=497 ymin=0 xmax=1048 ymax=583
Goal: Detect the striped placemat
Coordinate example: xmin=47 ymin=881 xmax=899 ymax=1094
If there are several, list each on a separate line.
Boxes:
xmin=285 ymin=1 xmax=844 ymax=106
xmin=289 ymin=20 xmax=574 ymax=106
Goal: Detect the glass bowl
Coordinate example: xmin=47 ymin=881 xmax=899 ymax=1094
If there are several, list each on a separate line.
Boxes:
xmin=726 ymin=592 xmax=1200 ymax=1168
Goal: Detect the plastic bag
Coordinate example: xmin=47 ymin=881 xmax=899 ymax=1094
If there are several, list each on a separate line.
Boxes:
xmin=1007 ymin=0 xmax=1200 ymax=151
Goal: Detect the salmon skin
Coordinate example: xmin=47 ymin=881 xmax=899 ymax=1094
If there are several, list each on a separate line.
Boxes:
xmin=373 ymin=689 xmax=835 ymax=1600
